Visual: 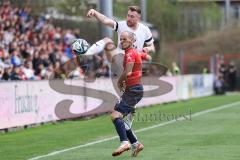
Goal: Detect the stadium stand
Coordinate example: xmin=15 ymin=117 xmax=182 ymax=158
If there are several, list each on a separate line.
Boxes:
xmin=0 ymin=1 xmax=108 ymax=81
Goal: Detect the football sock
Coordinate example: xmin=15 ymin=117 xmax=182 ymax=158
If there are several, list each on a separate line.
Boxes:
xmin=132 ymin=142 xmax=139 ymax=148
xmin=113 ymin=118 xmax=128 ymax=142
xmin=126 ymin=129 xmax=138 ymax=144
xmin=121 ymin=141 xmax=129 ymax=145
xmin=85 ymin=39 xmax=106 ymax=56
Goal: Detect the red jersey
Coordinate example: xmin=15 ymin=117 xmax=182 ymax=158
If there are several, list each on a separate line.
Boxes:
xmin=123 ymin=48 xmax=147 ymax=87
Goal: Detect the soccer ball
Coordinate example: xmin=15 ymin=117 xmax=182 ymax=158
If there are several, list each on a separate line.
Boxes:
xmin=71 ymin=38 xmax=90 ymax=55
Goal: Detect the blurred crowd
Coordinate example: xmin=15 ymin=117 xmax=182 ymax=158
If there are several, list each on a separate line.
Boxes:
xmin=213 ymin=60 xmax=237 ymax=94
xmin=0 ymin=1 xmax=109 ymax=81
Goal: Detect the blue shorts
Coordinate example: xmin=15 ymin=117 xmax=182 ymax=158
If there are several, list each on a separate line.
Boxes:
xmin=114 ymin=85 xmax=143 ymax=116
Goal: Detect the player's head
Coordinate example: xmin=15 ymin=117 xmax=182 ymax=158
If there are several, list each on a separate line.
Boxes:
xmin=120 ymin=31 xmax=136 ymax=50
xmin=127 ymin=6 xmax=141 ymax=27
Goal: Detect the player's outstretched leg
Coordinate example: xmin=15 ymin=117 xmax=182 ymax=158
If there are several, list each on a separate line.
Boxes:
xmin=84 ymin=37 xmax=113 ymax=56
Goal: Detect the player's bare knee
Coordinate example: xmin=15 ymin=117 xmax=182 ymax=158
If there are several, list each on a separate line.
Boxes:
xmin=111 ymin=111 xmax=123 ymax=121
xmin=110 ymin=112 xmax=118 ymax=121
xmin=103 ymin=37 xmax=114 ymax=44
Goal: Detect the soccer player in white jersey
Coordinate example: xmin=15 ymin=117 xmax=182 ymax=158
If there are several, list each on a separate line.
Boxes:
xmin=86 ymin=5 xmax=155 ymax=60
xmin=86 ymin=6 xmax=155 ymax=157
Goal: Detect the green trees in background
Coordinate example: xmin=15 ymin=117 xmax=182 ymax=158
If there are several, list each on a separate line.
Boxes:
xmin=147 ymin=0 xmax=222 ymax=42
xmin=8 ymin=0 xmax=222 ymax=42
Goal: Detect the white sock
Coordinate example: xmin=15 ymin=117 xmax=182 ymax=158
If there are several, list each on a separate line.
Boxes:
xmin=121 ymin=141 xmax=129 ymax=145
xmin=85 ymin=39 xmax=106 ymax=56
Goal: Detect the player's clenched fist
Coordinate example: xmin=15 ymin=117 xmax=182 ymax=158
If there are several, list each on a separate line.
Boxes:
xmin=87 ymin=9 xmax=96 ymax=18
xmin=142 ymin=47 xmax=149 ymax=53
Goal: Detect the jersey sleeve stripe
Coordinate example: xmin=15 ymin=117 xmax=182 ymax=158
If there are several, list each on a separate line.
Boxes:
xmin=145 ymin=37 xmax=153 ymax=43
xmin=114 ymin=21 xmax=118 ymax=31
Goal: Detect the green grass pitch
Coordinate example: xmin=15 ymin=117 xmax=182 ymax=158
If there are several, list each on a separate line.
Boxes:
xmin=1 ymin=93 xmax=240 ymax=160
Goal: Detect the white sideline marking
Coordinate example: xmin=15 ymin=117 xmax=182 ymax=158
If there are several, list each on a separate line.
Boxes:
xmin=29 ymin=101 xmax=240 ymax=160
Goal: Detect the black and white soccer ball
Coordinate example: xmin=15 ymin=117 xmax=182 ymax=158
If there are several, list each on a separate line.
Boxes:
xmin=71 ymin=38 xmax=90 ymax=55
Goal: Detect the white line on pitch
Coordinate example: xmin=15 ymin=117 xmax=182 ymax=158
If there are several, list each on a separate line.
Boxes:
xmin=28 ymin=101 xmax=240 ymax=160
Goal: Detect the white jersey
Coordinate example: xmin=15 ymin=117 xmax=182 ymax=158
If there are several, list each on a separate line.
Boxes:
xmin=113 ymin=21 xmax=154 ymax=53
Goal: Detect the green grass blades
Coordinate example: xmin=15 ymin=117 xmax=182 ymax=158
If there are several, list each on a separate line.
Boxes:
xmin=0 ymin=93 xmax=240 ymax=160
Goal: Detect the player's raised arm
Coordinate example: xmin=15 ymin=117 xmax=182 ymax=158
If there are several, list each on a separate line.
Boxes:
xmin=87 ymin=9 xmax=115 ymax=29
xmin=142 ymin=23 xmax=156 ymax=53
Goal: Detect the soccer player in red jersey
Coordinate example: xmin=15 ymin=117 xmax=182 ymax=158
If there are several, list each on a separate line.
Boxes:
xmin=111 ymin=31 xmax=151 ymax=157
